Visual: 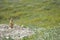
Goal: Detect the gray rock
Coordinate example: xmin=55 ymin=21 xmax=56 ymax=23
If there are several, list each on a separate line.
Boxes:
xmin=0 ymin=24 xmax=34 ymax=40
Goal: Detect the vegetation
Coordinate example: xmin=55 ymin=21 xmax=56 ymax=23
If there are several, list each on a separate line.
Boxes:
xmin=0 ymin=0 xmax=60 ymax=40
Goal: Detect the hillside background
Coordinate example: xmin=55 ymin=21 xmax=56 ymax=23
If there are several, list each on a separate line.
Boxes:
xmin=0 ymin=0 xmax=60 ymax=28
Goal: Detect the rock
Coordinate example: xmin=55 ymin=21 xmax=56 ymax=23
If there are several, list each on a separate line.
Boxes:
xmin=0 ymin=24 xmax=34 ymax=40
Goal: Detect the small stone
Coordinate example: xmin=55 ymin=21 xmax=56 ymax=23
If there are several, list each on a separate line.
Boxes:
xmin=6 ymin=37 xmax=9 ymax=39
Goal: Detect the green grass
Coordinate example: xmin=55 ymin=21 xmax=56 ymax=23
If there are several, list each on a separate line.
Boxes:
xmin=0 ymin=0 xmax=60 ymax=40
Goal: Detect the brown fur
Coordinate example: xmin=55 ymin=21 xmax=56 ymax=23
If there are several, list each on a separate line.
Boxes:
xmin=9 ymin=18 xmax=14 ymax=28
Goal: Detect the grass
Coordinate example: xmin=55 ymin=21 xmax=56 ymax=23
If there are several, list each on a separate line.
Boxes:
xmin=0 ymin=0 xmax=60 ymax=40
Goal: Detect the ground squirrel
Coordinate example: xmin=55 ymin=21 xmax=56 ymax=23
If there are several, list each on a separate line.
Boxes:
xmin=9 ymin=18 xmax=14 ymax=28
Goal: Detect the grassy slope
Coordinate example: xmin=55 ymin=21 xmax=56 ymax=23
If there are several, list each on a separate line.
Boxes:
xmin=0 ymin=0 xmax=60 ymax=40
xmin=0 ymin=0 xmax=60 ymax=28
